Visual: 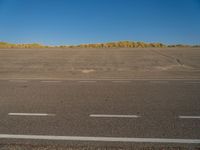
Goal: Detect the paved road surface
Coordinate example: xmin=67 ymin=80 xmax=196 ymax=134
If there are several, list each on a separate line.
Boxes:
xmin=0 ymin=79 xmax=199 ymax=149
xmin=0 ymin=48 xmax=200 ymax=149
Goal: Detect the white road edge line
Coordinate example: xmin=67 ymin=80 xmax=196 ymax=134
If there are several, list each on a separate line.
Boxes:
xmin=4 ymin=79 xmax=200 ymax=81
xmin=90 ymin=114 xmax=140 ymax=118
xmin=179 ymin=116 xmax=200 ymax=119
xmin=0 ymin=134 xmax=199 ymax=144
xmin=8 ymin=113 xmax=55 ymax=116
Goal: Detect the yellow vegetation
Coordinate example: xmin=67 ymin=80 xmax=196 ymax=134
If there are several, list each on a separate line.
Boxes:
xmin=0 ymin=42 xmax=46 ymax=48
xmin=0 ymin=41 xmax=198 ymax=48
xmin=60 ymin=41 xmax=167 ymax=48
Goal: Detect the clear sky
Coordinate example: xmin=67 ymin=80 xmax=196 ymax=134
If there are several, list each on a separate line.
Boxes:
xmin=0 ymin=0 xmax=200 ymax=45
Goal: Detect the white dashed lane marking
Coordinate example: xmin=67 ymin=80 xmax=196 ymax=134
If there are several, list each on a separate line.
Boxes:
xmin=8 ymin=113 xmax=55 ymax=117
xmin=149 ymin=81 xmax=169 ymax=84
xmin=179 ymin=116 xmax=200 ymax=119
xmin=41 ymin=81 xmax=62 ymax=83
xmin=9 ymin=80 xmax=28 ymax=83
xmin=79 ymin=81 xmax=97 ymax=83
xmin=112 ymin=81 xmax=131 ymax=83
xmin=185 ymin=82 xmax=200 ymax=84
xmin=90 ymin=114 xmax=140 ymax=118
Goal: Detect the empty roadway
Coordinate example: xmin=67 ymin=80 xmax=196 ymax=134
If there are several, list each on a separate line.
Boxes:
xmin=0 ymin=80 xmax=199 ymax=145
xmin=0 ymin=48 xmax=200 ymax=149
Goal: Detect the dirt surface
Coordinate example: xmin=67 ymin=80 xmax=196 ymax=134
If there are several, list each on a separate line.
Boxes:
xmin=0 ymin=48 xmax=199 ymax=79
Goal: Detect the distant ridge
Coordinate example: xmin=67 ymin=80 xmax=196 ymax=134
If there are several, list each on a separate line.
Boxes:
xmin=0 ymin=42 xmax=46 ymax=48
xmin=0 ymin=41 xmax=199 ymax=48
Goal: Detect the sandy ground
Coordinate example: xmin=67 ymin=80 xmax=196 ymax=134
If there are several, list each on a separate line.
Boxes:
xmin=0 ymin=47 xmax=199 ymax=79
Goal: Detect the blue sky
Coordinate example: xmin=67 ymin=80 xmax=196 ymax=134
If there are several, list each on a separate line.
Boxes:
xmin=0 ymin=0 xmax=200 ymax=45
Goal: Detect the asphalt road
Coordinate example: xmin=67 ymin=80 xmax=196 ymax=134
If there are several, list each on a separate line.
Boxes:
xmin=0 ymin=48 xmax=200 ymax=149
xmin=0 ymin=79 xmax=199 ymax=149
